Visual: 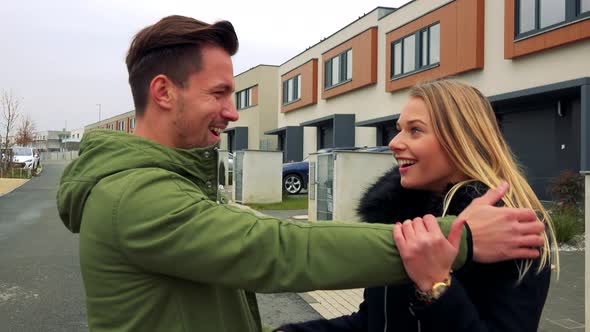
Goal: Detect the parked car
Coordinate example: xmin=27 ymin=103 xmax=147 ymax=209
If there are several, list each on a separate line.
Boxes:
xmin=11 ymin=147 xmax=39 ymax=170
xmin=282 ymin=157 xmax=309 ymax=195
xmin=281 ymin=146 xmax=391 ymax=195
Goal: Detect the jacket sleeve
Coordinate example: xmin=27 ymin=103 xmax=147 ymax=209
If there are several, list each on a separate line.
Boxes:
xmin=276 ymin=290 xmax=369 ymax=332
xmin=114 ymin=170 xmax=470 ymax=293
xmin=409 ymin=263 xmax=551 ymax=331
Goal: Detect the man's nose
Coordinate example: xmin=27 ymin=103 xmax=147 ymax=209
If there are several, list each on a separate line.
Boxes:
xmin=222 ymin=101 xmax=239 ymax=122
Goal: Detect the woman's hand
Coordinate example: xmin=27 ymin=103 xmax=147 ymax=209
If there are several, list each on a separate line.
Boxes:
xmin=393 ymin=215 xmax=464 ymax=291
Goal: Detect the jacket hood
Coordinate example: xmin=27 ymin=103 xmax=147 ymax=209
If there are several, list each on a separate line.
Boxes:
xmin=57 ymin=129 xmax=218 ymax=233
xmin=356 ymin=167 xmax=488 ymax=224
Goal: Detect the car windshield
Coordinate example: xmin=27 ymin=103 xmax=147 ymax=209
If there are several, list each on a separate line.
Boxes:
xmin=13 ymin=148 xmax=33 ymax=156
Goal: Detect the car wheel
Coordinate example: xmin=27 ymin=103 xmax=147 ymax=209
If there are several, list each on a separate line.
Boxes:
xmin=283 ymin=174 xmax=303 ymax=195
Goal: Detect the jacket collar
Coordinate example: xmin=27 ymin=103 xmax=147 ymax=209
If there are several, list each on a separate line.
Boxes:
xmin=356 ymin=167 xmax=487 ymax=224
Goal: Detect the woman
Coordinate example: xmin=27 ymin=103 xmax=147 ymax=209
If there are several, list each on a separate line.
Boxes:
xmin=276 ymin=80 xmax=558 ymax=331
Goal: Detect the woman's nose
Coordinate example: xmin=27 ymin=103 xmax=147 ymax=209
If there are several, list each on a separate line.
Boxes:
xmin=388 ymin=133 xmax=404 ymax=153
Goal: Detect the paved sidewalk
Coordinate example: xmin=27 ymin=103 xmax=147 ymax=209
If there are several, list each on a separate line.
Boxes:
xmin=0 ymin=178 xmax=29 ymax=196
xmin=299 ymin=289 xmax=363 ymax=319
xmin=263 ymin=209 xmax=585 ymax=331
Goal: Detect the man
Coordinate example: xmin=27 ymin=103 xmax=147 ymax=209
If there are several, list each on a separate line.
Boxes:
xmin=57 ymin=16 xmax=545 ymax=331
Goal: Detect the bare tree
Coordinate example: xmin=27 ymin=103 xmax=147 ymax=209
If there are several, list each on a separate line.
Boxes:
xmin=15 ymin=114 xmax=36 ymax=147
xmin=1 ymin=90 xmax=21 ymax=169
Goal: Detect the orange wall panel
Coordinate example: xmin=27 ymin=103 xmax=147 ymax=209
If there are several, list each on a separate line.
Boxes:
xmin=282 ymin=59 xmax=318 ymax=113
xmin=385 ymin=0 xmax=484 ymax=93
xmin=251 ymin=85 xmax=259 ymax=106
xmin=321 ymin=27 xmax=378 ymax=100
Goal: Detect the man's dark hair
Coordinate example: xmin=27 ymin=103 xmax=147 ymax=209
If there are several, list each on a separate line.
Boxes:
xmin=126 ymin=15 xmax=238 ymax=115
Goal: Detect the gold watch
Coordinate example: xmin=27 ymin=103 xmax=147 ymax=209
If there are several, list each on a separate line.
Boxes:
xmin=415 ymin=275 xmax=452 ymax=304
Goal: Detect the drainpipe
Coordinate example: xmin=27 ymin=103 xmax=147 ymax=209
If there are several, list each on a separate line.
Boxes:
xmin=581 ymin=84 xmax=589 ymax=332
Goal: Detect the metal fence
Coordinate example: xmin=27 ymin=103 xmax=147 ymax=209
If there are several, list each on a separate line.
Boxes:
xmin=40 ymin=151 xmax=79 ymax=161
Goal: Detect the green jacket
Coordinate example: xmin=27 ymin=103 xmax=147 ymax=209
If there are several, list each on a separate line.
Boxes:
xmin=57 ymin=130 xmax=470 ymax=332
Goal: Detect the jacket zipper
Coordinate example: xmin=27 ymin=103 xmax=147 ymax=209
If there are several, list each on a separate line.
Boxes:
xmin=408 ymin=299 xmax=421 ymax=332
xmin=383 ymin=286 xmax=388 ymax=332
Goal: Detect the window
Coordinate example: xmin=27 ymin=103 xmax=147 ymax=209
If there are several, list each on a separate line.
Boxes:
xmin=391 ymin=23 xmax=440 ymax=79
xmin=130 ymin=117 xmax=135 ymax=129
xmin=324 ymin=49 xmax=352 ymax=89
xmin=540 ymin=0 xmax=566 ymax=28
xmin=236 ymin=88 xmax=252 ymax=110
xmin=118 ymin=121 xmax=125 ymax=131
xmin=516 ymin=0 xmax=590 ymax=37
xmin=282 ymin=75 xmax=301 ymax=104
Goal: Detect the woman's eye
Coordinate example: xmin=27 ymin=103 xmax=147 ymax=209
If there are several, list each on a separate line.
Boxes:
xmin=411 ymin=127 xmax=421 ymax=134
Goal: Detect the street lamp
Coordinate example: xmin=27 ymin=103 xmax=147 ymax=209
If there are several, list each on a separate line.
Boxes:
xmin=96 ymin=103 xmax=101 ymax=122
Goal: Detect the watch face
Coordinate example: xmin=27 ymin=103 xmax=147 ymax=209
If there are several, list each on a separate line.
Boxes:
xmin=431 ymin=283 xmax=449 ymax=299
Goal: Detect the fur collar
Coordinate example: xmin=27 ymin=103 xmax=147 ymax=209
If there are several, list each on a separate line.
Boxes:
xmin=357 ymin=167 xmax=488 ymax=224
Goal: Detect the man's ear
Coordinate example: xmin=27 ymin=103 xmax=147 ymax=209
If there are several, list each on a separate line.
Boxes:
xmin=149 ymin=74 xmax=177 ymax=111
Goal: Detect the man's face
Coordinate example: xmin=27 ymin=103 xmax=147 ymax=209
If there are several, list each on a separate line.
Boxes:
xmin=173 ymin=46 xmax=238 ymax=149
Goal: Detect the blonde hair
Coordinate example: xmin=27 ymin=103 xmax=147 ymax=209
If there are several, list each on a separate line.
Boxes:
xmin=409 ymin=79 xmax=559 ymax=281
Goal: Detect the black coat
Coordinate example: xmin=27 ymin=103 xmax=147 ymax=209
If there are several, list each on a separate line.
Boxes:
xmin=279 ymin=167 xmax=551 ymax=332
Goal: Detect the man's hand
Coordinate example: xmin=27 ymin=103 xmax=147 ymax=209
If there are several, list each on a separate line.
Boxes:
xmin=459 ymin=182 xmax=545 ymax=263
xmin=394 ymin=215 xmax=463 ymax=291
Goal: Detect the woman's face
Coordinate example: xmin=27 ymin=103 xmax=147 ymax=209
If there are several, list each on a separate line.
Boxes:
xmin=389 ymin=97 xmax=465 ymax=192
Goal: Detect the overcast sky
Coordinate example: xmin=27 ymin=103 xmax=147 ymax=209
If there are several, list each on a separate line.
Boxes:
xmin=1 ymin=0 xmax=411 ymax=132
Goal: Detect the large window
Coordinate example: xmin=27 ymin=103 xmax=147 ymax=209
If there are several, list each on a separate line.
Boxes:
xmin=516 ymin=0 xmax=590 ymax=38
xmin=282 ymin=75 xmax=301 ymax=105
xmin=391 ymin=23 xmax=440 ymax=79
xmin=236 ymin=87 xmax=253 ymax=110
xmin=118 ymin=121 xmax=125 ymax=131
xmin=130 ymin=117 xmax=135 ymax=129
xmin=324 ymin=49 xmax=352 ymax=89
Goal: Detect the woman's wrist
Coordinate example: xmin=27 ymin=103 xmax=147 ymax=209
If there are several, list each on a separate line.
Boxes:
xmin=414 ymin=273 xmax=452 ymax=304
xmin=415 ymin=270 xmax=452 ymax=292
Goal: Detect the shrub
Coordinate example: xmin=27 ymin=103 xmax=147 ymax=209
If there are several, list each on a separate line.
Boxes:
xmin=550 ymin=206 xmax=583 ymax=244
xmin=547 ymin=170 xmax=584 ymax=214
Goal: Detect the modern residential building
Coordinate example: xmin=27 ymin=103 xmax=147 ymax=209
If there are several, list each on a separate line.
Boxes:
xmin=60 ymin=127 xmax=85 ymax=151
xmin=85 ymin=110 xmax=136 ymax=134
xmin=257 ymin=0 xmax=590 ymax=201
xmin=33 ymin=130 xmax=71 ymax=152
xmin=221 ymin=65 xmax=280 ymax=154
xmin=69 ymin=127 xmax=85 ymax=140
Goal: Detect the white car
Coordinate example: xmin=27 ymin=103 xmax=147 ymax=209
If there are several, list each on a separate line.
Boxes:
xmin=12 ymin=147 xmax=39 ymax=170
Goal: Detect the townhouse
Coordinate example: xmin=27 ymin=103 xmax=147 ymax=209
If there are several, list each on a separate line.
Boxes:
xmin=221 ymin=65 xmax=280 ymax=154
xmin=85 ymin=110 xmax=136 ymax=134
xmin=225 ymin=0 xmax=590 ymax=201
